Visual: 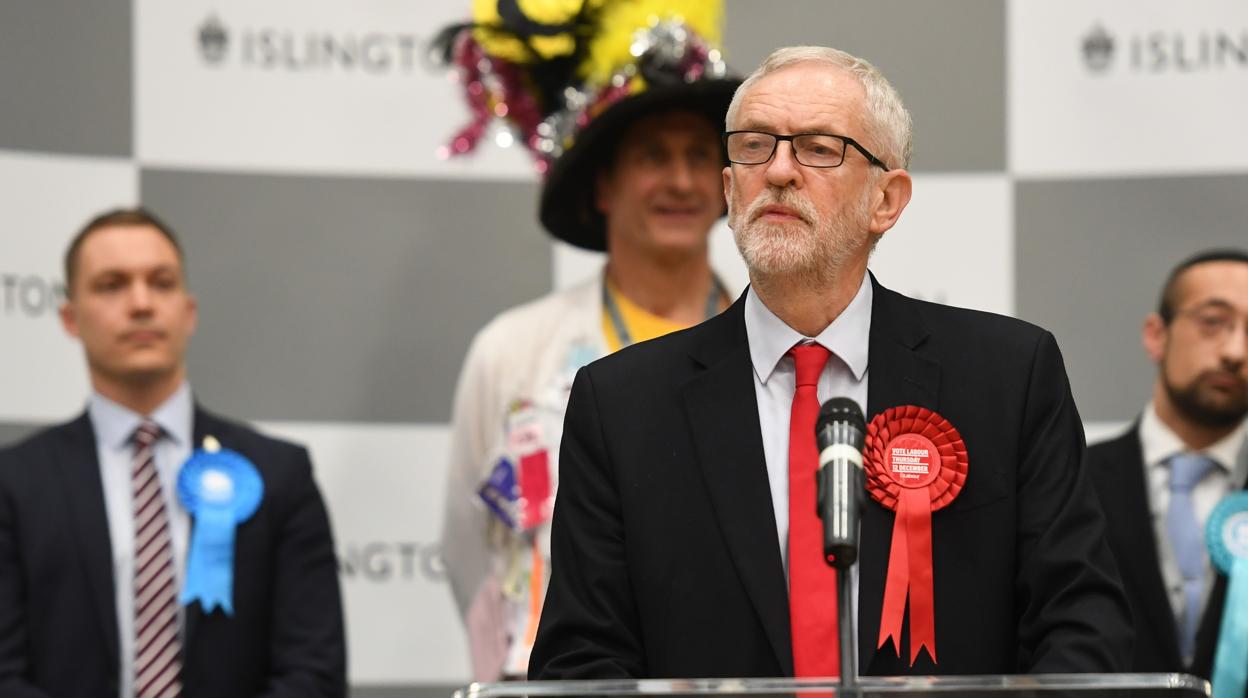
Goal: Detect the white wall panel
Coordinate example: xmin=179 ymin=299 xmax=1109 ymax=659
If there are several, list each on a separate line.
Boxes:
xmin=1010 ymin=0 xmax=1248 ymax=178
xmin=0 ymin=151 xmax=136 ymax=422
xmin=872 ymin=174 xmax=1014 ymax=316
xmin=136 ymin=0 xmax=538 ymax=180
xmin=254 ymin=420 xmax=469 ymax=684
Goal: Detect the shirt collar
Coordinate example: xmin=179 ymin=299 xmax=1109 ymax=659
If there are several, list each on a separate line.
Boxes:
xmin=87 ymin=382 xmax=194 ymax=452
xmin=1140 ymin=400 xmax=1247 ymax=476
xmin=744 ymin=272 xmax=872 ymax=385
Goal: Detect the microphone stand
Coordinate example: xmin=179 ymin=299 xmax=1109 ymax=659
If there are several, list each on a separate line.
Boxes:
xmin=838 ymin=565 xmax=857 ymax=695
xmin=819 ymin=460 xmax=860 ymax=695
xmin=815 ymin=401 xmax=865 ymax=696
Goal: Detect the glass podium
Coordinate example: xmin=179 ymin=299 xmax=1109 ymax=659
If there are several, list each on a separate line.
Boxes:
xmin=453 ymin=674 xmax=1210 ymax=697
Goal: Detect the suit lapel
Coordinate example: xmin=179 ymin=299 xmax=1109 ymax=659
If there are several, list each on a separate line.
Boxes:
xmin=51 ymin=413 xmax=121 ymax=667
xmin=1193 ymin=455 xmax=1248 ymax=673
xmin=680 ymin=297 xmax=794 ymax=675
xmin=860 ymin=279 xmax=941 ymax=672
xmin=1106 ymin=427 xmax=1183 ymax=665
xmin=181 ymin=406 xmax=225 ymax=647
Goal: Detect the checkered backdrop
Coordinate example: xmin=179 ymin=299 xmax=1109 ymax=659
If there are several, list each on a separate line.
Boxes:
xmin=3 ymin=0 xmax=1248 ymax=694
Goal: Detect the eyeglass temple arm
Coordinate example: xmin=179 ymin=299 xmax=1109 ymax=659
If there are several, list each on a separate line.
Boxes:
xmin=845 ymin=138 xmax=891 ymax=171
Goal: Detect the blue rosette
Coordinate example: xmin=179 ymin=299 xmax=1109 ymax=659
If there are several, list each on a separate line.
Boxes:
xmin=1207 ymin=491 xmax=1248 ymax=698
xmin=177 ymin=438 xmax=264 ymax=616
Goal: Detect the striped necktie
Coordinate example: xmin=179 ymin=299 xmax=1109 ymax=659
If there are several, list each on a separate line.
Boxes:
xmin=132 ymin=421 xmax=184 ymax=698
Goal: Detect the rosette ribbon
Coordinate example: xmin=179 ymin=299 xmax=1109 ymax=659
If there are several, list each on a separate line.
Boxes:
xmin=1207 ymin=492 xmax=1248 ymax=698
xmin=863 ymin=405 xmax=968 ymax=665
xmin=177 ymin=442 xmax=264 ymax=615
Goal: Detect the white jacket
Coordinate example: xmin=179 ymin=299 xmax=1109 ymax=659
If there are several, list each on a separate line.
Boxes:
xmin=441 ymin=276 xmax=608 ymax=680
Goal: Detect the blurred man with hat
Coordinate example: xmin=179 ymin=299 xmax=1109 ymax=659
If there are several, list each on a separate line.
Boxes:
xmin=436 ymin=0 xmax=740 ymax=681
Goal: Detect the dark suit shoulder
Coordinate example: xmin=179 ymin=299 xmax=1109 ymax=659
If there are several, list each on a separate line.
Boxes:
xmin=871 ymin=284 xmax=1063 ymax=391
xmin=579 ymin=310 xmax=724 ymax=391
xmin=1084 ymin=424 xmax=1143 ymax=501
xmin=193 ymin=408 xmax=316 ymax=501
xmin=196 ymin=408 xmax=307 ymax=460
xmin=0 ymin=415 xmax=91 ymax=473
xmin=899 ymin=289 xmax=1050 ymax=348
xmin=1086 ymin=425 xmax=1140 ymax=466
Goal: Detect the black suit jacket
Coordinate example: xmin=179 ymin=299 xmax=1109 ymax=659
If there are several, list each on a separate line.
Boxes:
xmin=1087 ymin=425 xmax=1246 ymax=682
xmin=0 ymin=407 xmax=346 ymax=698
xmin=530 ymin=278 xmax=1133 ymax=679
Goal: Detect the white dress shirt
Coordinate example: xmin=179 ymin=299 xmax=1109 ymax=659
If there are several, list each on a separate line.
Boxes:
xmin=743 ymin=275 xmax=871 ymax=661
xmin=1138 ymin=402 xmax=1248 ymax=662
xmin=743 ymin=276 xmax=872 ymax=570
xmin=88 ymin=382 xmax=193 ymax=698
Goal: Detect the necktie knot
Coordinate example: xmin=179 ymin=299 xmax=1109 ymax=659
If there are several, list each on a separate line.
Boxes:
xmin=132 ymin=421 xmax=162 ymax=448
xmin=132 ymin=421 xmax=162 ymax=449
xmin=1168 ymin=452 xmax=1216 ymax=493
xmin=789 ymin=343 xmax=831 ymax=388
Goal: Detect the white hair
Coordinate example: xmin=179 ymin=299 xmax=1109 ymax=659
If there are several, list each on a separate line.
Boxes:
xmin=725 ymin=46 xmax=913 ymax=170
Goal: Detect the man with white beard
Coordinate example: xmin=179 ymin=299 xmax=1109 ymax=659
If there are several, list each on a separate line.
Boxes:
xmin=529 ymin=45 xmax=1132 ymax=680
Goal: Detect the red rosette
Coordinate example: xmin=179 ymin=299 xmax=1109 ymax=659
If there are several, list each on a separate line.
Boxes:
xmin=863 ymin=405 xmax=968 ymax=666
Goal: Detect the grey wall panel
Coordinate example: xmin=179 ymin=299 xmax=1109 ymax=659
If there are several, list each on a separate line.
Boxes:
xmin=0 ymin=422 xmax=43 ymax=448
xmin=723 ymin=0 xmax=1005 ymax=172
xmin=0 ymin=0 xmax=132 ymax=156
xmin=141 ymin=169 xmax=551 ymax=423
xmin=1016 ymin=174 xmax=1248 ymax=422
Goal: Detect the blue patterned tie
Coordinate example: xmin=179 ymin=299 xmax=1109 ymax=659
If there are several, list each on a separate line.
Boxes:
xmin=1166 ymin=452 xmax=1217 ymax=663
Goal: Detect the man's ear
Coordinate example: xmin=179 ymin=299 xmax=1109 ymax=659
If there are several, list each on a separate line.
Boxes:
xmin=867 ymin=168 xmax=912 ymax=237
xmin=1142 ymin=312 xmax=1168 ymax=364
xmin=59 ymin=299 xmax=81 ymax=339
xmin=186 ymin=293 xmax=199 ymax=337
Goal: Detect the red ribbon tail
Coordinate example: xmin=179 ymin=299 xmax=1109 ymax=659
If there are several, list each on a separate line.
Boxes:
xmin=902 ymin=488 xmax=936 ymax=665
xmin=877 ymin=506 xmax=909 ymax=653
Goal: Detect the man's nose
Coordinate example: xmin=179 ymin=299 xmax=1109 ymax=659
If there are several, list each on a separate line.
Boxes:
xmin=1219 ymin=318 xmax=1248 ymax=367
xmin=128 ymin=282 xmax=155 ymax=314
xmin=667 ymin=156 xmax=696 ymax=191
xmin=763 ymin=140 xmax=802 ymax=189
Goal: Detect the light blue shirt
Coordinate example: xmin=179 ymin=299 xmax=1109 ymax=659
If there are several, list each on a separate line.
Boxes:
xmin=87 ymin=382 xmax=193 ymax=698
xmin=1138 ymin=403 xmax=1248 ymax=665
xmin=743 ymin=274 xmax=872 ymax=572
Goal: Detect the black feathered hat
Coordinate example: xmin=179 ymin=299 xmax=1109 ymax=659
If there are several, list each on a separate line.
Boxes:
xmin=434 ymin=0 xmax=740 ymax=251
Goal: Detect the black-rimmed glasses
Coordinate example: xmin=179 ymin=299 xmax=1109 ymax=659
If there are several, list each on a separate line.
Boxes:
xmin=723 ymin=131 xmax=891 ymax=171
xmin=1173 ymin=305 xmax=1248 ymax=341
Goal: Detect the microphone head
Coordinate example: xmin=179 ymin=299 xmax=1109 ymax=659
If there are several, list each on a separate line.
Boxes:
xmin=816 ymin=397 xmax=866 ymax=434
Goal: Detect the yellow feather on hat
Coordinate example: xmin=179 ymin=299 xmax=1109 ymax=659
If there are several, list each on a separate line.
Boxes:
xmin=580 ymin=0 xmax=723 ymax=87
xmin=470 ymin=0 xmax=722 ymax=82
xmin=471 ymin=0 xmax=605 ymax=63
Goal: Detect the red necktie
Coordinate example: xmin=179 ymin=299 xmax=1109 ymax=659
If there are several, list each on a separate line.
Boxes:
xmin=787 ymin=344 xmax=839 ymax=677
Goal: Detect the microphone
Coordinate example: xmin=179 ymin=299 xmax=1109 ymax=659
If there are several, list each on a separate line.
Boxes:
xmin=815 ymin=397 xmax=866 ymax=570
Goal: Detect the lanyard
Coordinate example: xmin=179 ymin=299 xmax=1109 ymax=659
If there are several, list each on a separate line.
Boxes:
xmin=602 ymin=277 xmax=724 ymax=349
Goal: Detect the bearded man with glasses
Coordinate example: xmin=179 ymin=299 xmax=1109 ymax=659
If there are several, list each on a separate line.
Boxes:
xmin=1088 ymin=249 xmax=1248 ymax=686
xmin=531 ymin=45 xmax=1132 ymax=680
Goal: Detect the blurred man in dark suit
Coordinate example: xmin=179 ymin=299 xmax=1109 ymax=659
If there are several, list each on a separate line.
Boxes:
xmin=1088 ymin=249 xmax=1248 ymax=681
xmin=0 ymin=208 xmax=346 ymax=697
